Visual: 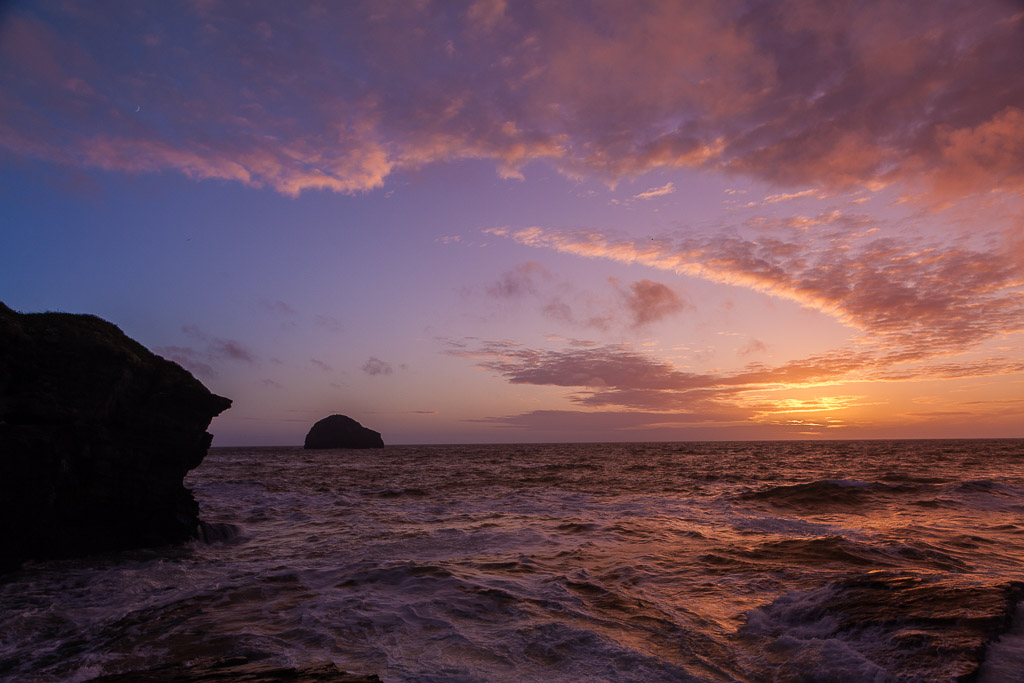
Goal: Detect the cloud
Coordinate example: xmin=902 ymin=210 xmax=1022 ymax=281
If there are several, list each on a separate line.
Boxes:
xmin=616 ymin=278 xmax=688 ymax=327
xmin=499 ymin=226 xmax=1024 ymax=358
xmin=363 ymin=357 xmax=394 ymax=376
xmin=633 ymin=182 xmax=675 ymax=200
xmin=926 ymin=106 xmax=1024 ymax=205
xmin=155 ymin=326 xmax=257 ymax=378
xmin=159 ymin=326 xmax=256 ymax=376
xmin=467 ymin=0 xmax=507 ymax=33
xmin=470 ymin=409 xmax=741 ymax=432
xmin=483 ymin=261 xmax=687 ymax=331
xmin=738 ymin=338 xmax=768 ymax=356
xmin=486 ymin=262 xmax=550 ymax=299
xmin=260 ymin=298 xmax=295 ymax=316
xmin=182 ymin=325 xmax=257 ymax=363
xmin=154 ymin=345 xmax=216 ymax=378
xmin=314 ymin=315 xmax=342 ymax=333
xmin=1 ymin=2 xmax=1020 ymax=202
xmin=310 ymin=358 xmax=333 ymax=372
xmin=763 ymin=189 xmax=820 ymax=204
xmin=449 ymin=338 xmax=1024 ymax=427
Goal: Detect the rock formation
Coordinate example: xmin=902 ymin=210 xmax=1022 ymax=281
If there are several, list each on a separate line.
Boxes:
xmin=303 ymin=414 xmax=383 ymax=449
xmin=0 ymin=303 xmax=231 ymax=571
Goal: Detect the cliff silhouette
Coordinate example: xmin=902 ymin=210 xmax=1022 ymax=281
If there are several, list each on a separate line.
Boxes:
xmin=0 ymin=303 xmax=231 ymax=571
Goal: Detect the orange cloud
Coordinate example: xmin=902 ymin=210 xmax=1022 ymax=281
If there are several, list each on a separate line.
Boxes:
xmin=634 ymin=182 xmax=676 ymax=200
xmin=927 ymin=107 xmax=1024 ymax=205
xmin=449 ymin=338 xmax=1024 ymax=433
xmin=467 ymin=220 xmax=1024 ymax=432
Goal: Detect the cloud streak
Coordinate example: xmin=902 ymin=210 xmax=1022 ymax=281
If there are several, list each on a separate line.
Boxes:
xmin=449 ymin=339 xmax=1024 ymax=432
xmin=634 ymin=182 xmax=675 ymax=200
xmin=495 ymin=226 xmax=1024 ymax=358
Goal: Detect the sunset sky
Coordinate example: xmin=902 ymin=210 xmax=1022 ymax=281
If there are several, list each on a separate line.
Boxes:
xmin=2 ymin=0 xmax=1023 ymax=445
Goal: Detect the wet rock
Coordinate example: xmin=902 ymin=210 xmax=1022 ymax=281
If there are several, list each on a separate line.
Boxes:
xmin=0 ymin=303 xmax=231 ymax=571
xmin=87 ymin=656 xmax=381 ymax=682
xmin=303 ymin=414 xmax=383 ymax=449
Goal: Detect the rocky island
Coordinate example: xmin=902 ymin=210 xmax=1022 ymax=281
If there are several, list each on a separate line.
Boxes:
xmin=0 ymin=302 xmax=231 ymax=572
xmin=303 ymin=414 xmax=384 ymax=449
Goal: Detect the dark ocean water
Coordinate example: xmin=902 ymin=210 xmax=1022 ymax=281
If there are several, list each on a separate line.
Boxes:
xmin=2 ymin=440 xmax=1024 ymax=682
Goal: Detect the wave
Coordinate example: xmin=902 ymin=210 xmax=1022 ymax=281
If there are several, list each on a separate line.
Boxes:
xmin=738 ymin=477 xmax=1024 ymax=515
xmin=742 ymin=572 xmax=1024 ymax=682
xmin=738 ymin=479 xmax=926 ymax=509
xmin=732 ymin=535 xmax=969 ymax=572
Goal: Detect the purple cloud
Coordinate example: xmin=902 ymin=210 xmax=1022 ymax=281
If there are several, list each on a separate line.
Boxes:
xmin=157 ymin=326 xmax=256 ymax=376
xmin=449 ymin=339 xmax=1024 ymax=420
xmin=182 ymin=325 xmax=256 ymax=363
xmin=260 ymin=299 xmax=296 ymax=316
xmin=1 ymin=2 xmax=1020 ymax=203
xmin=363 ymin=357 xmax=394 ymax=376
xmin=616 ymin=278 xmax=688 ymax=327
xmin=486 ymin=262 xmax=550 ymax=299
xmin=310 ymin=358 xmax=333 ymax=372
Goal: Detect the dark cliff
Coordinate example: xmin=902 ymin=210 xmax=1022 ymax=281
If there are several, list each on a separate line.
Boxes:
xmin=303 ymin=414 xmax=384 ymax=449
xmin=0 ymin=303 xmax=231 ymax=571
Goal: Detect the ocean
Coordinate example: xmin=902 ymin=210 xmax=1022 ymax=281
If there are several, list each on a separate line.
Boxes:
xmin=2 ymin=440 xmax=1023 ymax=682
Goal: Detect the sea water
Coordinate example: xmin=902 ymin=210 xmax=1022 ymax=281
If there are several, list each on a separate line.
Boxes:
xmin=2 ymin=440 xmax=1023 ymax=682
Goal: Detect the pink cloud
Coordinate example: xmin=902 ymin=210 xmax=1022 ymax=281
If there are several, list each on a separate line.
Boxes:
xmin=500 ymin=227 xmax=1024 ymax=358
xmin=0 ymin=2 xmax=1019 ymax=202
xmin=927 ymin=106 xmax=1024 ymax=204
xmin=633 ymin=182 xmax=676 ymax=200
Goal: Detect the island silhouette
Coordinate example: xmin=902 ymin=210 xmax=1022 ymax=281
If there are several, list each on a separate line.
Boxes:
xmin=303 ymin=414 xmax=384 ymax=449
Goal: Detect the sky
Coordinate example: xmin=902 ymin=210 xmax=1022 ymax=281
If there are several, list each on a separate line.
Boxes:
xmin=2 ymin=0 xmax=1023 ymax=445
